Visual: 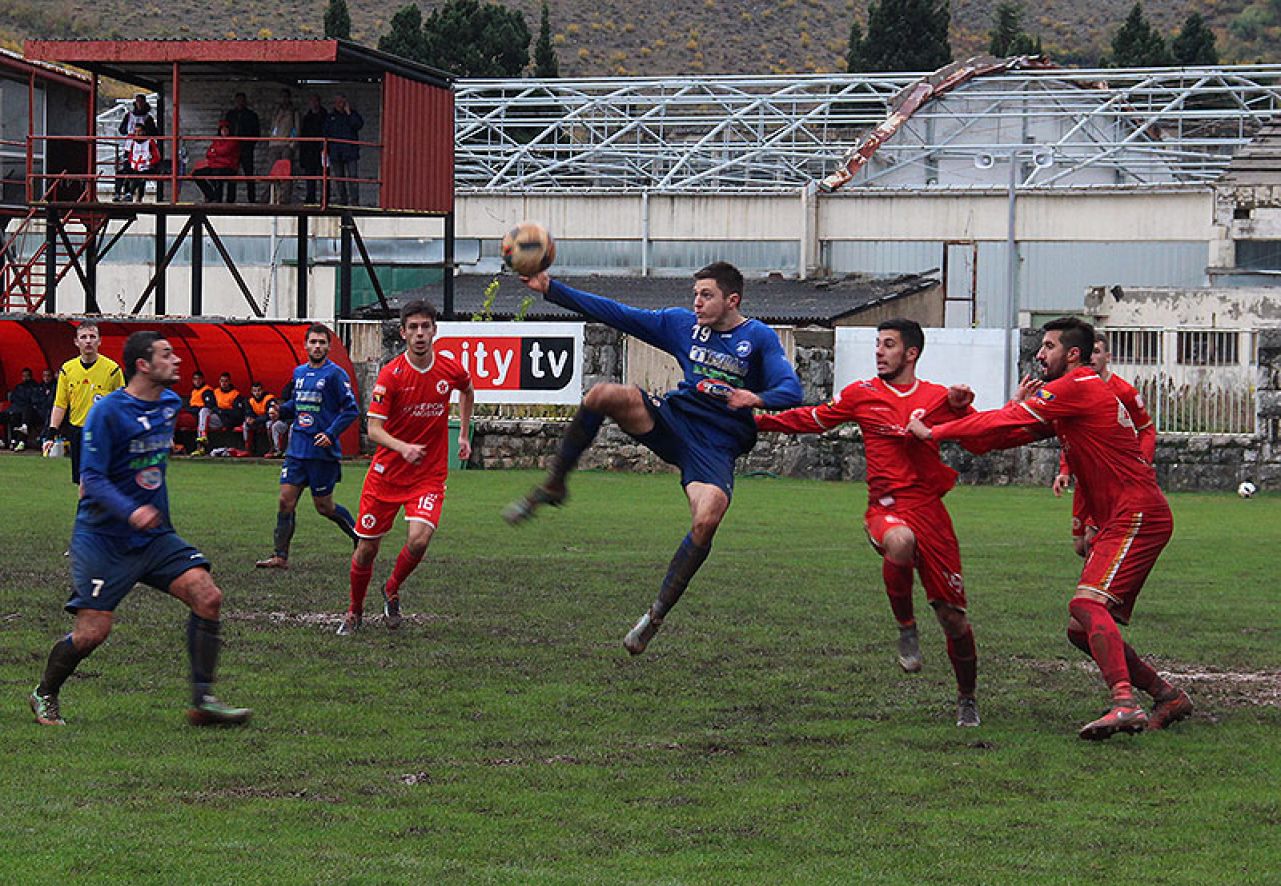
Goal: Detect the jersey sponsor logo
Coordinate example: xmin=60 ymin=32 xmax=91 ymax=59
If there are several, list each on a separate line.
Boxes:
xmin=1036 ymin=389 xmax=1056 ymax=402
xmin=407 ymin=402 xmax=447 ymax=418
xmin=297 ymin=413 xmax=315 ymax=429
xmin=687 ymin=344 xmax=748 ymax=379
xmin=696 ymin=378 xmax=734 ymax=400
xmin=372 ymin=384 xmax=387 ymax=404
xmin=436 ymin=379 xmax=450 ymax=395
xmin=135 ymin=466 xmax=163 ymax=490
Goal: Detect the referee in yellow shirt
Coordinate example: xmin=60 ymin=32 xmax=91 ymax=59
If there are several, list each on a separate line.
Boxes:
xmin=42 ymin=321 xmax=124 ymax=484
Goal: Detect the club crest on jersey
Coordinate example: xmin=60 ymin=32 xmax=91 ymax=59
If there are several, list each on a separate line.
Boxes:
xmin=360 ymin=514 xmax=377 ymax=530
xmin=162 ymin=407 xmax=175 ymax=420
xmin=735 ymin=340 xmax=753 ymax=357
xmin=316 ymin=379 xmax=326 ymax=389
xmin=436 ymin=380 xmax=450 ymax=395
xmin=910 ymin=407 xmax=926 ymax=420
xmin=135 ymin=467 xmax=163 ymax=490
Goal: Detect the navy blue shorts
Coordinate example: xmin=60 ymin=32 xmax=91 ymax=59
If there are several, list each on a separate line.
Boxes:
xmin=635 ymin=391 xmax=738 ymax=498
xmin=280 ymin=456 xmax=341 ymax=498
xmin=67 ymin=531 xmax=210 ymax=613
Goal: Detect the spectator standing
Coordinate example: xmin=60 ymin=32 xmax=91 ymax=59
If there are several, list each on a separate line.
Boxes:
xmin=224 ymin=92 xmax=260 ymax=203
xmin=114 ymin=94 xmax=158 ymax=201
xmin=124 ymin=123 xmax=163 ymax=202
xmin=265 ymin=89 xmax=300 ymax=204
xmin=323 ymin=94 xmax=363 ymax=205
xmin=298 ymin=94 xmax=328 ymax=204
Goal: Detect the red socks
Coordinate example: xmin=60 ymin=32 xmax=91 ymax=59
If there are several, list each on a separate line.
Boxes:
xmin=386 ymin=547 xmax=423 ymax=597
xmin=946 ymin=626 xmax=978 ymax=697
xmin=882 ymin=559 xmax=915 ymax=628
xmin=1067 ymin=597 xmax=1130 ymax=694
xmin=349 ymin=558 xmax=374 ymax=614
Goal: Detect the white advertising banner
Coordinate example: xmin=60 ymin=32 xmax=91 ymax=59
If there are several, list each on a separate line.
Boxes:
xmin=834 ymin=327 xmax=1016 ymax=411
xmin=434 ymin=321 xmax=585 ymax=404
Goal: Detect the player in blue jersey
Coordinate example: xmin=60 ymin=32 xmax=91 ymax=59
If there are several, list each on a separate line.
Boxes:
xmin=29 ymin=331 xmax=251 ymax=727
xmin=504 ymin=262 xmax=803 ymax=654
xmin=255 ymin=324 xmax=361 ymax=569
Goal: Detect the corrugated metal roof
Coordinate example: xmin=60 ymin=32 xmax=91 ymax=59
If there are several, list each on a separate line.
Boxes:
xmin=358 ymin=272 xmax=939 ymax=325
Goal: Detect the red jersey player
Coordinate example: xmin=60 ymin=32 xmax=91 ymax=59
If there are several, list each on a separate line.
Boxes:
xmin=908 ymin=317 xmax=1192 ymax=740
xmin=337 ymin=300 xmax=475 ymax=635
xmin=1052 ymin=331 xmax=1157 ymax=557
xmin=756 ymin=319 xmax=984 ymax=728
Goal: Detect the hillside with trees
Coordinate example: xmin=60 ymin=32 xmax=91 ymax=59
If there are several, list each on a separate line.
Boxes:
xmin=0 ymin=0 xmax=1271 ymax=76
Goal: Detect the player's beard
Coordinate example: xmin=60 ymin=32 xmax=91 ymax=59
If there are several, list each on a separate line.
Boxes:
xmin=877 ymin=355 xmax=908 ymax=383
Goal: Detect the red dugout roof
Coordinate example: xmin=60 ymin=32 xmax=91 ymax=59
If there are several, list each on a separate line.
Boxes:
xmin=0 ymin=316 xmax=362 ymax=455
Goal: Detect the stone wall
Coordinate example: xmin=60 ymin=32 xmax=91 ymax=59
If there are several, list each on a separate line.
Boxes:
xmin=464 ymin=324 xmax=1281 ymax=492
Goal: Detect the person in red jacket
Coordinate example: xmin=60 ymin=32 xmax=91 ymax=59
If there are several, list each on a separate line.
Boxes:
xmin=907 ymin=317 xmax=1192 ymax=741
xmin=192 ymin=120 xmax=240 ymax=203
xmin=1053 ymin=330 xmax=1157 ymax=558
xmin=757 ymin=319 xmax=983 ymax=728
xmin=124 ymin=123 xmax=163 ymax=202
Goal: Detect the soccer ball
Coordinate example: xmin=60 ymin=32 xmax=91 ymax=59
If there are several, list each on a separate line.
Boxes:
xmin=1238 ymin=481 xmax=1258 ymax=499
xmin=501 ymin=221 xmax=556 ymax=276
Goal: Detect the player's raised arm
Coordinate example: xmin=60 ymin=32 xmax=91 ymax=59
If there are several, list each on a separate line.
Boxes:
xmin=542 ymin=278 xmax=678 ymax=351
xmin=756 ymin=382 xmax=865 ymax=434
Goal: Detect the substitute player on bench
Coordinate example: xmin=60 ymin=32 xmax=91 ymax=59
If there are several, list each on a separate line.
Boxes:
xmin=338 ymin=300 xmax=474 ymax=635
xmin=756 ymin=319 xmax=982 ymax=727
xmin=30 ymin=331 xmax=250 ymax=727
xmin=504 ymin=262 xmax=802 ymax=654
xmin=907 ymin=317 xmax=1192 ymax=740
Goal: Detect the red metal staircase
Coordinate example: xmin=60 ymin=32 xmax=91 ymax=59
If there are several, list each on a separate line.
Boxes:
xmin=1 ymin=189 xmax=108 ymax=313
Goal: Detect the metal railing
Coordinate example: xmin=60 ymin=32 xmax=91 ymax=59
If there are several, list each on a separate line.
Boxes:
xmin=26 ymin=134 xmax=382 ymax=209
xmin=1107 ymin=327 xmax=1258 ymax=435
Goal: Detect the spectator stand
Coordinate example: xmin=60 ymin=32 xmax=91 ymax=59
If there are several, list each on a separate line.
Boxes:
xmin=8 ymin=40 xmax=456 ymax=322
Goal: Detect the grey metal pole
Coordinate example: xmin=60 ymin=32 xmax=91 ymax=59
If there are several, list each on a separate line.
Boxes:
xmin=1005 ymin=156 xmax=1019 ymax=400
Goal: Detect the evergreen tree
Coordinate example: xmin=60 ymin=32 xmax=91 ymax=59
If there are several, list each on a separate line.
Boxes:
xmin=988 ymin=2 xmax=1022 ymax=56
xmin=862 ymin=0 xmax=951 ymax=73
xmin=421 ymin=0 xmax=531 ymax=77
xmin=1111 ymin=2 xmax=1173 ymax=67
xmin=323 ymin=0 xmax=351 ymax=40
xmin=533 ymin=1 xmax=560 ymax=78
xmin=379 ymin=4 xmax=427 ymax=62
xmin=1171 ymin=12 xmax=1218 ymax=65
xmin=846 ymin=20 xmax=867 ymax=73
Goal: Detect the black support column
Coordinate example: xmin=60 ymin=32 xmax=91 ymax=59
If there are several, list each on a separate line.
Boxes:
xmin=190 ymin=215 xmax=203 ymax=316
xmin=296 ymin=215 xmax=308 ymax=318
xmin=153 ymin=214 xmax=167 ymax=315
xmin=339 ymin=212 xmax=353 ymax=320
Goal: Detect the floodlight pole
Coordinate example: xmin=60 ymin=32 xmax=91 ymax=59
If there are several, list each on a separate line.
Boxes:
xmin=1006 ymin=155 xmax=1018 ymax=401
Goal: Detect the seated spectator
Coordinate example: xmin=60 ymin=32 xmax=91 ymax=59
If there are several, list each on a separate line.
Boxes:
xmin=192 ymin=121 xmax=240 ymax=203
xmin=242 ymin=381 xmax=278 ymax=454
xmin=124 ymin=123 xmax=164 ymax=202
xmin=2 ymin=367 xmax=46 ymax=450
xmin=194 ymin=372 xmax=245 ymax=456
xmin=114 ymin=94 xmax=158 ymax=202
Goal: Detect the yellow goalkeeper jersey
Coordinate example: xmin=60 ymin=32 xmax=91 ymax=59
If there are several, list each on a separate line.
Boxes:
xmin=54 ymin=355 xmax=124 ymax=427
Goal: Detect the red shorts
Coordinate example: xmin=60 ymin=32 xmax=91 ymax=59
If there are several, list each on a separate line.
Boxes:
xmin=865 ymin=497 xmax=966 ymax=610
xmin=355 ymin=475 xmax=446 ymax=539
xmin=1078 ymin=500 xmax=1173 ymax=624
xmin=1071 ymin=486 xmax=1098 ymax=539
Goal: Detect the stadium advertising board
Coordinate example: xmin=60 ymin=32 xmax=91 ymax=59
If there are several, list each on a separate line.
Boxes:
xmin=834 ymin=327 xmax=1014 ymax=411
xmin=435 ymin=322 xmax=585 ymax=404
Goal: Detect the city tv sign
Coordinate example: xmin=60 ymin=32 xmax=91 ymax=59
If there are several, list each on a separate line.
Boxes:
xmin=435 ymin=322 xmax=585 ymax=404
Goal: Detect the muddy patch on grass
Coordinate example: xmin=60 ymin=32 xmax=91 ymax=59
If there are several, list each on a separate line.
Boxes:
xmin=224 ymin=610 xmax=450 ymax=628
xmin=1022 ymin=656 xmax=1281 ymax=708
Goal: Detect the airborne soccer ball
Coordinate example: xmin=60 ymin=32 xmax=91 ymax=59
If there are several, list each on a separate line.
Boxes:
xmin=501 ymin=221 xmax=556 ymax=276
xmin=1238 ymin=481 xmax=1258 ymax=498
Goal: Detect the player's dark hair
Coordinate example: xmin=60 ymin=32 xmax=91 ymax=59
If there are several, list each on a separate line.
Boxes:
xmin=694 ymin=262 xmax=745 ymax=300
xmin=76 ymin=319 xmax=100 ymax=333
xmin=1043 ymin=317 xmax=1096 ymax=363
xmin=877 ymin=318 xmax=925 ymax=357
xmin=400 ymin=299 xmax=439 ymax=326
xmin=1095 ymin=330 xmax=1109 ymax=349
xmin=306 ymin=322 xmax=332 ymax=342
xmin=122 ymin=331 xmax=162 ymax=382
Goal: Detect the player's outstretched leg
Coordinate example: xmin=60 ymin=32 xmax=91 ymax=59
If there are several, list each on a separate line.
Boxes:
xmin=341 ymin=541 xmax=379 ymax=635
xmin=503 ymin=405 xmax=603 ymax=525
xmin=256 ymin=510 xmax=295 ymax=569
xmin=624 ymin=532 xmax=712 ymax=655
xmin=1069 ymin=597 xmax=1147 ymax=739
xmin=1122 ymin=642 xmax=1192 ymax=731
xmin=328 ymin=503 xmax=358 ymax=546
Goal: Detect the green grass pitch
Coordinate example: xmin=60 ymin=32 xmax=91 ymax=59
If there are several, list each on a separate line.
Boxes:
xmin=1 ymin=456 xmax=1279 ymax=883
